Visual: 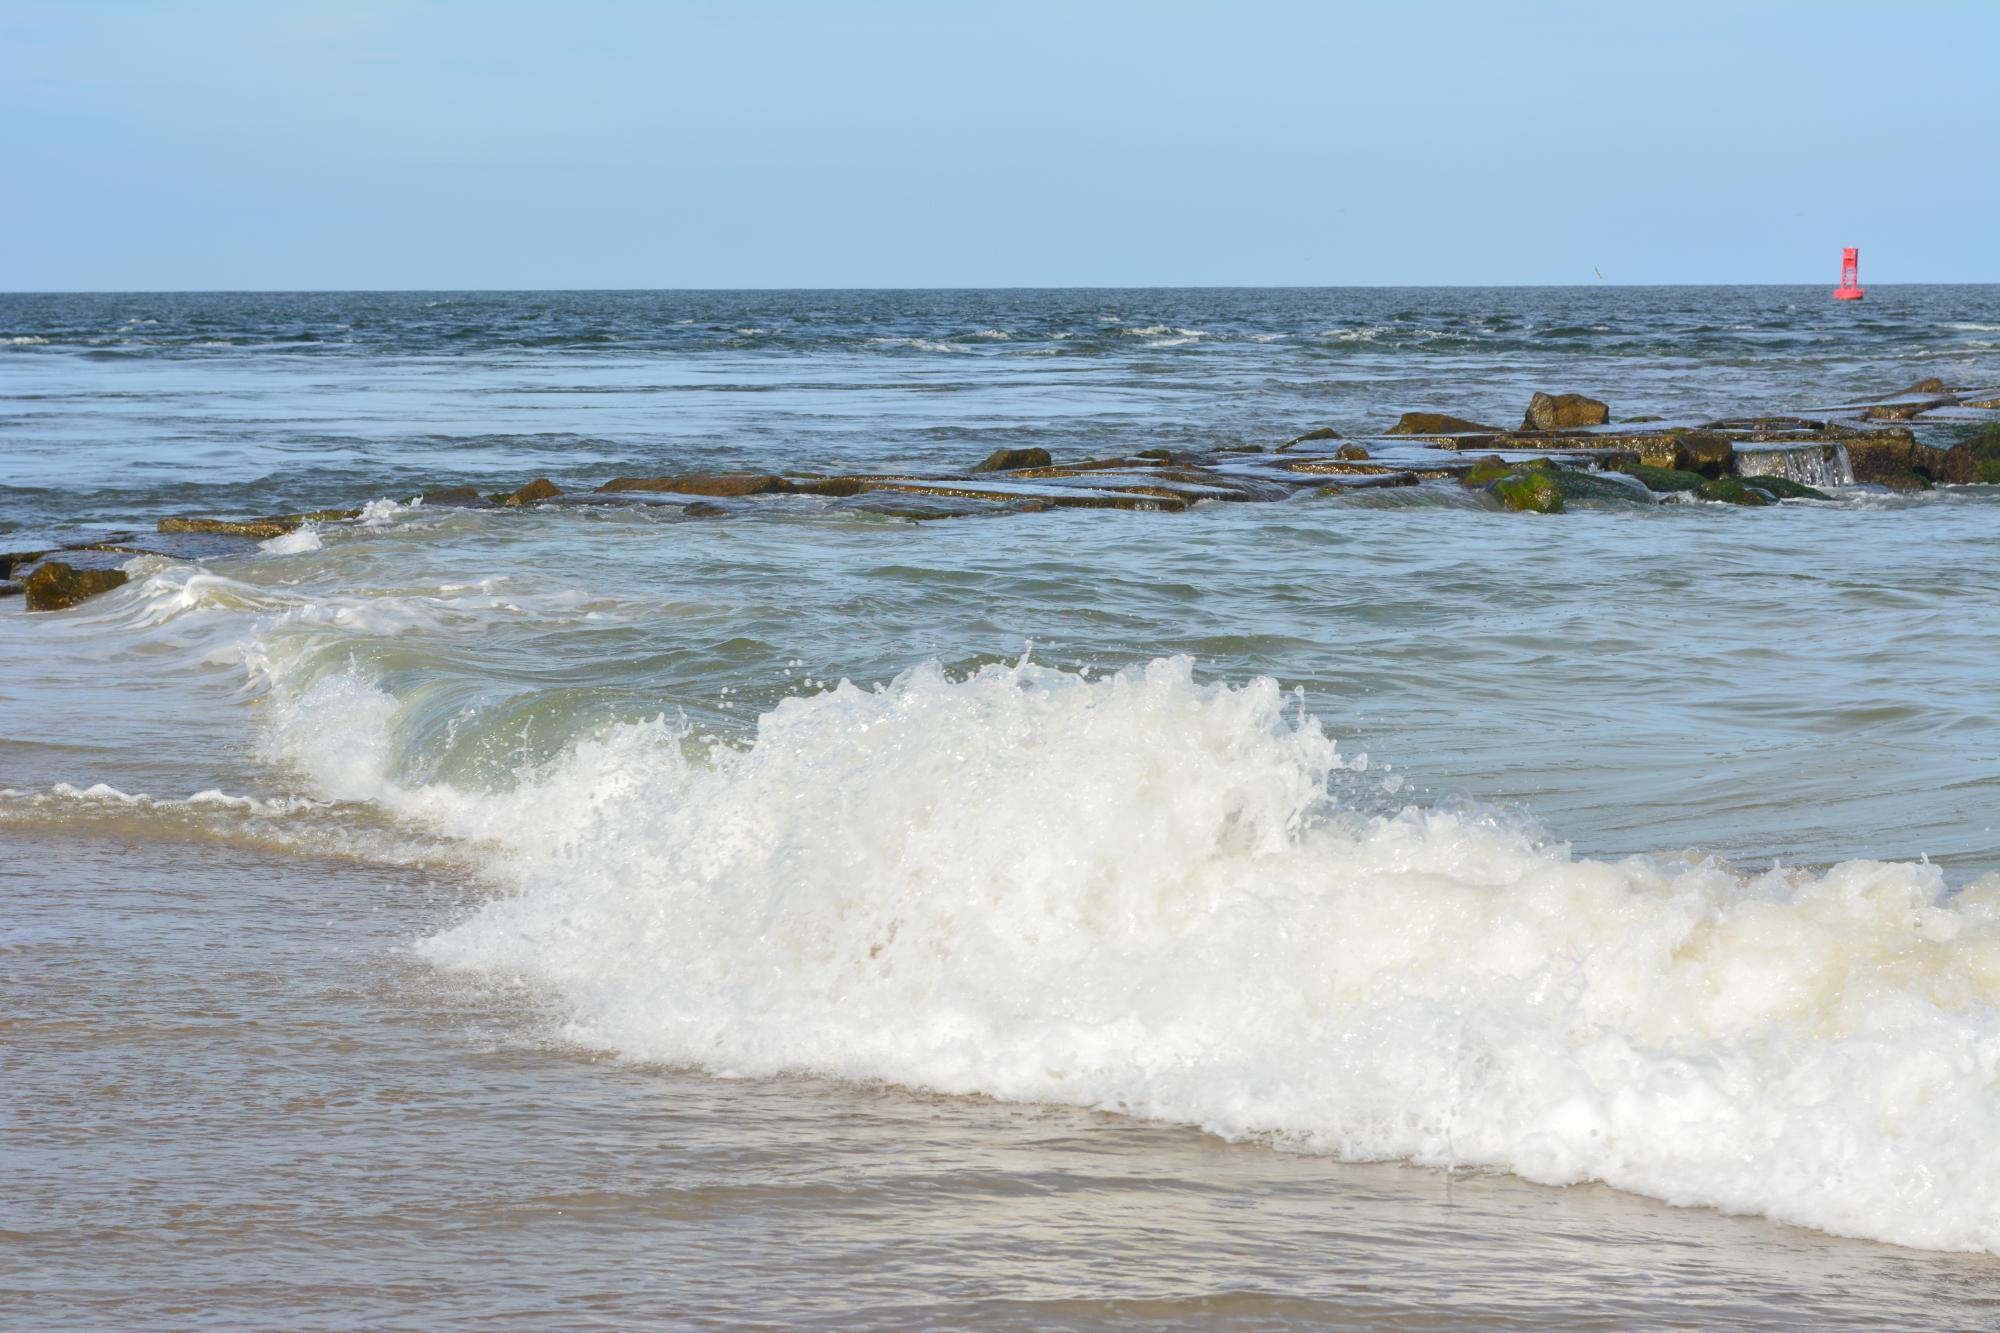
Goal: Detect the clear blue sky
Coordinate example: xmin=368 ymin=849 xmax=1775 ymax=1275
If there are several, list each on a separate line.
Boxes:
xmin=3 ymin=0 xmax=1993 ymax=290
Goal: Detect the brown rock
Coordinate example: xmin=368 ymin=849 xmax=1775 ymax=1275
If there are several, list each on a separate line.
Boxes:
xmin=793 ymin=476 xmax=868 ymax=497
xmin=1931 ymin=429 xmax=2000 ymax=486
xmin=1386 ymin=411 xmax=1504 ymax=436
xmin=1337 ymin=443 xmax=1371 ymax=460
xmin=158 ymin=516 xmax=297 ymax=539
xmin=1287 ymin=427 xmax=1341 ymax=444
xmin=969 ymin=448 xmax=1054 ymax=474
xmin=1522 ymin=392 xmax=1610 ymax=432
xmin=1670 ymin=432 xmax=1735 ymax=478
xmin=23 ymin=560 xmax=128 ymax=612
xmin=504 ymin=478 xmax=563 ymax=506
xmin=596 ymin=474 xmax=795 ymax=496
xmin=420 ymin=486 xmax=497 ymax=508
xmin=1843 ymin=431 xmax=1952 ymax=487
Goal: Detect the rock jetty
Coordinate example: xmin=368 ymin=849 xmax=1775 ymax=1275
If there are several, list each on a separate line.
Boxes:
xmin=7 ymin=380 xmax=1999 ymax=612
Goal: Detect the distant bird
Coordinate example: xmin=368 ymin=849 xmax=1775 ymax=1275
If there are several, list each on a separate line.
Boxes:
xmin=1594 ymin=266 xmax=1607 ymax=282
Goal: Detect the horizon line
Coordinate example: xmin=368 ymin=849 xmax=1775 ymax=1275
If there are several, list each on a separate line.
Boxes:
xmin=5 ymin=281 xmax=1996 ymax=297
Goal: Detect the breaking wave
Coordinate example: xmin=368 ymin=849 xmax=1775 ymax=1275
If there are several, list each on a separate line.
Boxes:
xmin=241 ymin=641 xmax=2000 ymax=1255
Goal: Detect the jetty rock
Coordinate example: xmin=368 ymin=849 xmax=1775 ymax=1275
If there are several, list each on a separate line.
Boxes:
xmin=504 ymin=478 xmax=564 ymax=506
xmin=597 ymin=473 xmax=795 ymax=497
xmin=23 ymin=560 xmax=128 ymax=612
xmin=1522 ymin=392 xmax=1610 ymax=432
xmin=1386 ymin=411 xmax=1504 ymax=436
xmin=1669 ymin=432 xmax=1735 ymax=478
xmin=970 ymin=447 xmax=1053 ymax=474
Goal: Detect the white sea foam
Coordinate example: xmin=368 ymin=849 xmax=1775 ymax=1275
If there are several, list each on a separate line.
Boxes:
xmin=358 ymin=497 xmax=414 ymax=527
xmin=234 ymin=647 xmax=2000 ymax=1254
xmin=258 ymin=525 xmax=323 ymax=555
xmin=6 ymin=335 xmax=50 ymax=345
xmin=866 ymin=336 xmax=972 ymax=354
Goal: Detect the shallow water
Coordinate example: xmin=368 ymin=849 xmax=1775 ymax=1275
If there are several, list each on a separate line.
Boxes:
xmin=5 ymin=288 xmax=2000 ymax=1326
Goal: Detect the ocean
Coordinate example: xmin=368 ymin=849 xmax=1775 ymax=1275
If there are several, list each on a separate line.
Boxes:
xmin=4 ymin=286 xmax=2000 ymax=1327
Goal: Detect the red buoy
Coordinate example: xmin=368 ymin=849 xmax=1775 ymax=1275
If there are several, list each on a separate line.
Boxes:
xmin=1834 ymin=247 xmax=1865 ymax=301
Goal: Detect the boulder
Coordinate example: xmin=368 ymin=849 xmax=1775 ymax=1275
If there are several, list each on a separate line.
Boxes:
xmin=793 ymin=476 xmax=868 ymax=497
xmin=597 ymin=473 xmax=795 ymax=496
xmin=1931 ymin=429 xmax=2000 ymax=486
xmin=1693 ymin=477 xmax=1772 ymax=507
xmin=1337 ymin=443 xmax=1372 ymax=461
xmin=504 ymin=478 xmax=563 ymax=506
xmin=159 ymin=516 xmax=296 ymax=539
xmin=1457 ymin=455 xmax=1514 ymax=487
xmin=1843 ymin=432 xmax=1950 ymax=487
xmin=1546 ymin=469 xmax=1649 ymax=504
xmin=1612 ymin=463 xmax=1705 ymax=493
xmin=1286 ymin=427 xmax=1341 ymax=444
xmin=1670 ymin=432 xmax=1735 ymax=478
xmin=23 ymin=560 xmax=128 ymax=611
xmin=156 ymin=510 xmax=357 ymax=539
xmin=420 ymin=486 xmax=496 ymax=508
xmin=1490 ymin=472 xmax=1565 ymax=513
xmin=1522 ymin=392 xmax=1610 ymax=432
xmin=1386 ymin=411 xmax=1504 ymax=436
xmin=970 ymin=447 xmax=1053 ymax=474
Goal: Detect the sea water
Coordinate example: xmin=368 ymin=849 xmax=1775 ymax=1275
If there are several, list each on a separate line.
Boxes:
xmin=5 ymin=287 xmax=2000 ymax=1327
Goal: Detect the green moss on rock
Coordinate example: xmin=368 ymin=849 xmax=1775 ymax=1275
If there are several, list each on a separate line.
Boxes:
xmin=970 ymin=447 xmax=1053 ymax=474
xmin=1490 ymin=472 xmax=1565 ymax=513
xmin=1693 ymin=477 xmax=1772 ymax=506
xmin=1613 ymin=463 xmax=1705 ymax=492
xmin=1458 ymin=455 xmax=1514 ymax=487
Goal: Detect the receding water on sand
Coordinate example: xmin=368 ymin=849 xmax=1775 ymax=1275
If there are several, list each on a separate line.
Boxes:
xmin=5 ymin=287 xmax=2000 ymax=1326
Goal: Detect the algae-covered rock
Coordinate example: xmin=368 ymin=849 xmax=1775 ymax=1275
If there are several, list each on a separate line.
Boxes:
xmin=420 ymin=486 xmax=496 ymax=508
xmin=1547 ymin=469 xmax=1648 ymax=504
xmin=1693 ymin=477 xmax=1772 ymax=507
xmin=1522 ymin=392 xmax=1609 ymax=432
xmin=1286 ymin=426 xmax=1341 ymax=444
xmin=1490 ymin=472 xmax=1565 ymax=513
xmin=23 ymin=560 xmax=128 ymax=611
xmin=1337 ymin=443 xmax=1371 ymax=461
xmin=598 ymin=473 xmax=795 ymax=496
xmin=504 ymin=478 xmax=563 ymax=506
xmin=970 ymin=447 xmax=1052 ymax=474
xmin=1458 ymin=455 xmax=1514 ymax=487
xmin=1671 ymin=432 xmax=1735 ymax=478
xmin=1612 ymin=463 xmax=1706 ymax=493
xmin=158 ymin=516 xmax=296 ymax=539
xmin=1933 ymin=429 xmax=2000 ymax=485
xmin=1737 ymin=475 xmax=1831 ymax=501
xmin=793 ymin=476 xmax=868 ymax=497
xmin=1844 ymin=433 xmax=1949 ymax=488
xmin=1387 ymin=411 xmax=1504 ymax=436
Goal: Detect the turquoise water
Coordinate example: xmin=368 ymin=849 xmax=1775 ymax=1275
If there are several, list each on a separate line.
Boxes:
xmin=5 ymin=287 xmax=2000 ymax=1327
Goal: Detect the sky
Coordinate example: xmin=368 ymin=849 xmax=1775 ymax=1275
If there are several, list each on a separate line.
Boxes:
xmin=3 ymin=0 xmax=1995 ymax=290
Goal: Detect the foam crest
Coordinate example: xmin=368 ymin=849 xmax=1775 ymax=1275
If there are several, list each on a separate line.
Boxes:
xmin=253 ymin=651 xmax=2000 ymax=1254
